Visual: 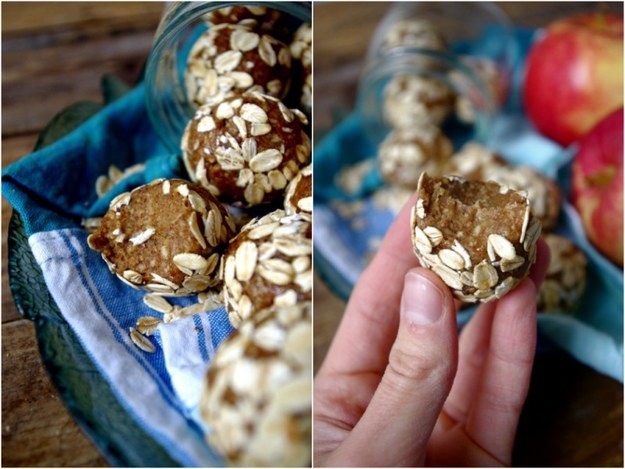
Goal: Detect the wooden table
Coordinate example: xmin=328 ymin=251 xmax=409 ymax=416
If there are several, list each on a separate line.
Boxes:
xmin=2 ymin=3 xmax=164 ymax=465
xmin=313 ymin=2 xmax=623 ymax=467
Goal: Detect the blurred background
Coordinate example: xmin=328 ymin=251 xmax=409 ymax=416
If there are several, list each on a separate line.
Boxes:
xmin=313 ymin=2 xmax=623 ymax=467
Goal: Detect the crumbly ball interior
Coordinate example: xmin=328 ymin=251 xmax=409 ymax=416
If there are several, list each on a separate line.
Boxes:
xmin=422 ymin=177 xmax=526 ymax=262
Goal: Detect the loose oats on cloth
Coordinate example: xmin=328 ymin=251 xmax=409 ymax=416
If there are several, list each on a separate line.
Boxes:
xmin=2 ymin=83 xmax=235 ymax=466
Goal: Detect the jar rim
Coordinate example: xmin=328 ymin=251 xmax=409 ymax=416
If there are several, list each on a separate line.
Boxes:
xmin=356 ymin=2 xmax=517 ymax=149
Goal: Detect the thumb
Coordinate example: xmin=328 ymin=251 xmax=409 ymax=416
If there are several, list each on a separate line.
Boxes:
xmin=330 ymin=268 xmax=458 ymax=467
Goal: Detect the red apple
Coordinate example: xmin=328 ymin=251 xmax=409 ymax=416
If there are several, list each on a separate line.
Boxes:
xmin=571 ymin=108 xmax=623 ymax=266
xmin=524 ymin=13 xmax=623 ymax=146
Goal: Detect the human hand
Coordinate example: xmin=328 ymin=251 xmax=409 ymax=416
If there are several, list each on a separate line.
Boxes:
xmin=314 ymin=192 xmax=550 ymax=467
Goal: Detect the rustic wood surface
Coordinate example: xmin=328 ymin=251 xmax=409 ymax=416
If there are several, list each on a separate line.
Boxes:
xmin=313 ymin=2 xmax=623 ymax=467
xmin=2 ymin=3 xmax=164 ymax=466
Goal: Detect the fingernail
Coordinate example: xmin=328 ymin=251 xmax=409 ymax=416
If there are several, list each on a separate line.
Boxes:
xmin=401 ymin=271 xmax=444 ymax=325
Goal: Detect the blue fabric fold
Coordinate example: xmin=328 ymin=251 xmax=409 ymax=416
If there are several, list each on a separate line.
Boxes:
xmin=2 ymin=83 xmax=185 ymax=235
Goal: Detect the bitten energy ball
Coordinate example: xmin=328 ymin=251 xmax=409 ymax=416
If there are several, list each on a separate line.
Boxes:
xmin=182 ymin=92 xmax=311 ymax=207
xmin=383 ymin=74 xmax=455 ymax=129
xmin=411 ymin=173 xmax=541 ymax=303
xmin=378 ymin=126 xmax=453 ymax=189
xmin=289 ymin=23 xmax=312 ymax=113
xmin=199 ymin=302 xmax=311 ymax=467
xmin=185 ymin=24 xmax=292 ymax=107
xmin=284 ymin=164 xmax=312 ymax=215
xmin=447 ymin=143 xmax=561 ymax=231
xmin=538 ymin=234 xmax=587 ymax=312
xmin=382 ymin=18 xmax=447 ymax=51
xmin=221 ymin=209 xmax=312 ymax=328
xmin=87 ymin=179 xmax=236 ymax=296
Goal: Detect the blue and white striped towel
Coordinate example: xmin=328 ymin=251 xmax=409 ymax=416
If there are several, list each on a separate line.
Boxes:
xmin=3 ymin=83 xmax=232 ymax=465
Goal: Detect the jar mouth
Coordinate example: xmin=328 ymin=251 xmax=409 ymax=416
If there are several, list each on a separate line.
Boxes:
xmin=356 ymin=1 xmax=517 ymax=150
xmin=145 ymin=2 xmax=311 ymax=154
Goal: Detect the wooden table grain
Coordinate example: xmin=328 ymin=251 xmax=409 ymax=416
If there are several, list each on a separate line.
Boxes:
xmin=313 ymin=2 xmax=623 ymax=467
xmin=2 ymin=3 xmax=164 ymax=466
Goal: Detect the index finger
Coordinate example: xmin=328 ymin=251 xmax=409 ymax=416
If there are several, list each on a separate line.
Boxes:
xmin=319 ymin=191 xmax=432 ymax=376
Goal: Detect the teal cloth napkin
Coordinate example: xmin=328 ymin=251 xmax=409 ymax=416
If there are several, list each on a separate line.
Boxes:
xmin=2 ymin=83 xmax=185 ymax=236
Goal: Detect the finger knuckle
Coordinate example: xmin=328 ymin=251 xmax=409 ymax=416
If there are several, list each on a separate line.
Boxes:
xmin=387 ymin=345 xmax=441 ymax=384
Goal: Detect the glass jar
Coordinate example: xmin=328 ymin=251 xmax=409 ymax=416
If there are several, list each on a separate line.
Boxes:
xmin=357 ymin=2 xmax=517 ymax=148
xmin=145 ymin=2 xmax=311 ymax=153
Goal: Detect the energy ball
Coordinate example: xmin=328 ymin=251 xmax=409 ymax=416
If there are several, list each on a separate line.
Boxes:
xmin=87 ymin=179 xmax=236 ymax=296
xmin=284 ymin=164 xmax=312 ymax=215
xmin=181 ymin=91 xmax=311 ymax=207
xmin=199 ymin=302 xmax=311 ymax=467
xmin=382 ymin=18 xmax=447 ymax=51
xmin=538 ymin=234 xmax=587 ymax=312
xmin=383 ymin=74 xmax=455 ymax=129
xmin=289 ymin=23 xmax=312 ymax=113
xmin=185 ymin=24 xmax=292 ymax=107
xmin=378 ymin=126 xmax=453 ymax=189
xmin=447 ymin=142 xmax=561 ymax=231
xmin=221 ymin=209 xmax=312 ymax=328
xmin=411 ymin=173 xmax=541 ymax=303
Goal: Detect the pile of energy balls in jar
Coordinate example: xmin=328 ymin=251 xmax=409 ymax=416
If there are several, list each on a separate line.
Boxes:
xmin=334 ymin=18 xmax=587 ymax=312
xmin=87 ymin=5 xmax=312 ymax=466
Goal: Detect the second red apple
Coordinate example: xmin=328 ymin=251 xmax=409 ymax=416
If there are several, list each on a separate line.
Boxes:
xmin=571 ymin=108 xmax=623 ymax=266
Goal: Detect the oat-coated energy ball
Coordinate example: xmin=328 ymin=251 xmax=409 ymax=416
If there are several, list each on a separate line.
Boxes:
xmin=199 ymin=302 xmax=311 ymax=467
xmin=411 ymin=173 xmax=541 ymax=303
xmin=221 ymin=209 xmax=312 ymax=328
xmin=284 ymin=164 xmax=312 ymax=215
xmin=538 ymin=234 xmax=587 ymax=312
xmin=185 ymin=24 xmax=292 ymax=107
xmin=289 ymin=23 xmax=312 ymax=113
xmin=383 ymin=74 xmax=455 ymax=129
xmin=378 ymin=126 xmax=453 ymax=189
xmin=182 ymin=91 xmax=311 ymax=207
xmin=87 ymin=179 xmax=236 ymax=296
xmin=446 ymin=142 xmax=561 ymax=231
